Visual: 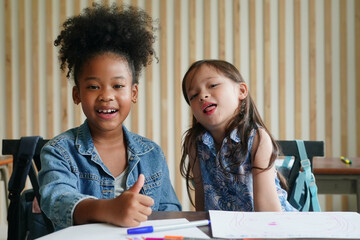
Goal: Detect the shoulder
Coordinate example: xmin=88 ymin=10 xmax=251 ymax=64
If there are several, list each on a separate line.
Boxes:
xmin=251 ymin=127 xmax=273 ymax=168
xmin=123 ymin=127 xmax=163 ymax=155
xmin=252 ymin=127 xmax=271 ymax=147
xmin=44 ymin=127 xmax=78 ymax=149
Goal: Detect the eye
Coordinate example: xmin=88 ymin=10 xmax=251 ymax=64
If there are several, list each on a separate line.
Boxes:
xmin=87 ymin=85 xmax=99 ymax=90
xmin=114 ymin=84 xmax=124 ymax=89
xmin=210 ymin=83 xmax=219 ymax=88
xmin=189 ymin=93 xmax=198 ymax=101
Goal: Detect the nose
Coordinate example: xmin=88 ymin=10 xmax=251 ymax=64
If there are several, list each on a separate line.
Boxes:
xmin=99 ymin=88 xmax=114 ymax=102
xmin=199 ymin=92 xmax=209 ymax=102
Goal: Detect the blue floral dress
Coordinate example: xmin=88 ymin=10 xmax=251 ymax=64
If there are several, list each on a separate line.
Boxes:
xmin=197 ymin=128 xmax=297 ymax=211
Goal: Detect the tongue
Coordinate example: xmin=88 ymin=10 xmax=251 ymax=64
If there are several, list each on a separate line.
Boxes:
xmin=204 ymin=105 xmax=216 ymax=113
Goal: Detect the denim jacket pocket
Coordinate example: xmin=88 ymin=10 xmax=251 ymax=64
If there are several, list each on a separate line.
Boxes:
xmin=142 ymin=172 xmax=162 ymax=195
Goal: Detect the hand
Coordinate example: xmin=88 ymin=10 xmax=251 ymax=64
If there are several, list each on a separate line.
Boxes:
xmin=107 ymin=174 xmax=154 ymax=227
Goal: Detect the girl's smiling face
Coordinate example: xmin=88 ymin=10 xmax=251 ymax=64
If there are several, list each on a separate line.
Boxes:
xmin=185 ymin=64 xmax=247 ymax=136
xmin=73 ymin=53 xmax=137 ymax=135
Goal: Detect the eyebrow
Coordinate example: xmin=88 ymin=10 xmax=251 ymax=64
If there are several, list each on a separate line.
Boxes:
xmin=186 ymin=76 xmax=218 ymax=92
xmin=84 ymin=76 xmax=127 ymax=81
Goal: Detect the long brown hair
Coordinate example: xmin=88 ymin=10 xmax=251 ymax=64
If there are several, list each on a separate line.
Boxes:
xmin=180 ymin=59 xmax=286 ymax=207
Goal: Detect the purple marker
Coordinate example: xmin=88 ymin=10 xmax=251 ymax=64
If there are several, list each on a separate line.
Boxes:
xmin=127 ymin=220 xmax=211 ymax=235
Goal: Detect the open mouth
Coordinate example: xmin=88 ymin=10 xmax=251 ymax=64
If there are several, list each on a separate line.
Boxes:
xmin=97 ymin=109 xmax=118 ymax=114
xmin=203 ymin=104 xmax=217 ymax=113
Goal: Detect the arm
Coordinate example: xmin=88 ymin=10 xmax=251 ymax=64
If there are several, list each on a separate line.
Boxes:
xmin=74 ymin=174 xmax=154 ymax=227
xmin=40 ymin=144 xmax=153 ymax=229
xmin=39 ymin=144 xmax=92 ymax=229
xmin=251 ymin=128 xmax=282 ymax=211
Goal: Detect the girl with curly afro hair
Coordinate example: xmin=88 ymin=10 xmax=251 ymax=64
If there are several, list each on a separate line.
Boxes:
xmin=39 ymin=3 xmax=181 ymax=232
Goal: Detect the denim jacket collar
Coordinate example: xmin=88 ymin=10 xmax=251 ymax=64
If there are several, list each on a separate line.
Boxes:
xmin=74 ymin=120 xmax=153 ymax=159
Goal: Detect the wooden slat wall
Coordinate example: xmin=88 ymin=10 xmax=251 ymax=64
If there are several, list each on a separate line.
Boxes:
xmin=46 ymin=0 xmax=54 ymax=138
xmin=263 ymin=0 xmax=271 ymax=128
xmin=324 ymin=0 xmax=334 ymax=211
xmin=309 ymin=0 xmax=316 ymax=140
xmin=340 ymin=0 xmax=349 ymax=211
xmin=19 ymin=0 xmax=26 ymax=136
xmin=1 ymin=0 xmax=359 ymax=211
xmin=278 ymin=0 xmax=286 ymax=140
xmin=233 ymin=0 xmax=240 ymax=70
xmin=160 ymin=0 xmax=168 ymax=160
xmin=294 ymin=0 xmax=302 ymax=139
xmin=145 ymin=0 xmax=153 ymax=140
xmin=32 ymin=0 xmax=39 ymax=135
xmin=5 ymin=0 xmax=13 ymax=138
xmin=173 ymin=0 xmax=182 ymax=205
xmin=356 ymin=0 xmax=360 ymax=158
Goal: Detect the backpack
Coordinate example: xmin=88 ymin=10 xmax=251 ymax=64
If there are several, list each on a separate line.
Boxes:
xmin=4 ymin=136 xmax=53 ymax=240
xmin=277 ymin=140 xmax=321 ymax=211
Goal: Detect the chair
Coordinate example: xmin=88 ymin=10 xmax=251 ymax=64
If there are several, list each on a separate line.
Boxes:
xmin=276 ymin=140 xmax=325 ymax=200
xmin=2 ymin=137 xmax=53 ymax=240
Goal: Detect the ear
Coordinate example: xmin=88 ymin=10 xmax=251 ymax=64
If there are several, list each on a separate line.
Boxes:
xmin=238 ymin=82 xmax=248 ymax=101
xmin=131 ymin=84 xmax=138 ymax=103
xmin=72 ymin=86 xmax=81 ymax=105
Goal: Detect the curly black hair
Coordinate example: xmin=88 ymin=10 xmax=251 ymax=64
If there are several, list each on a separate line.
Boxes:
xmin=54 ymin=3 xmax=157 ymax=86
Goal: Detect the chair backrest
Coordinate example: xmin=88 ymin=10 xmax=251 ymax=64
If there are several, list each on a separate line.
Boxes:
xmin=276 ymin=140 xmax=324 ymax=196
xmin=2 ymin=139 xmax=49 ymax=171
xmin=2 ymin=138 xmax=51 ymax=240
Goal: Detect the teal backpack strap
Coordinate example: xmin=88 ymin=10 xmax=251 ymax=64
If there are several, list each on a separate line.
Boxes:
xmin=291 ymin=169 xmax=306 ymax=210
xmin=281 ymin=156 xmax=292 ymax=168
xmin=295 ymin=140 xmax=321 ymax=211
xmin=296 ymin=140 xmax=308 ymax=161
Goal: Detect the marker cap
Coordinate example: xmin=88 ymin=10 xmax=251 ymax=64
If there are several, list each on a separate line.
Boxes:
xmin=127 ymin=226 xmax=154 ymax=234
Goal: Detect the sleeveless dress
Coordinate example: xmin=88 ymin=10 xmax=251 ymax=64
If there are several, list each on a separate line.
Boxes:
xmin=197 ymin=128 xmax=297 ymax=211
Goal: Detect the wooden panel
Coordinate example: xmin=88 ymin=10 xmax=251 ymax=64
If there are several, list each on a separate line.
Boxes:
xmin=189 ymin=0 xmax=196 ymax=122
xmin=218 ymin=0 xmax=225 ymax=60
xmin=104 ymin=0 xmax=111 ymax=7
xmin=32 ymin=0 xmax=40 ymax=135
xmin=340 ymin=0 xmax=348 ymax=156
xmin=324 ymin=0 xmax=332 ymax=157
xmin=356 ymin=0 xmax=360 ymax=157
xmin=278 ymin=0 xmax=286 ymax=140
xmin=160 ymin=0 xmax=168 ymax=158
xmin=73 ymin=0 xmax=83 ymax=127
xmin=339 ymin=1 xmax=349 ymax=211
xmin=131 ymin=0 xmax=139 ymax=134
xmin=88 ymin=0 xmax=95 ymax=8
xmin=19 ymin=0 xmax=26 ymax=136
xmin=174 ymin=0 xmax=182 ymax=204
xmin=60 ymin=1 xmax=68 ymax=132
xmin=324 ymin=0 xmax=334 ymax=212
xmin=188 ymin=0 xmax=197 ymax=211
xmin=309 ymin=0 xmax=316 ymax=139
xmin=5 ymin=0 xmax=13 ymax=138
xmin=203 ymin=0 xmax=211 ymax=59
xmin=263 ymin=0 xmax=271 ymax=129
xmin=249 ymin=0 xmax=256 ymax=100
xmin=145 ymin=0 xmax=153 ymax=139
xmin=116 ymin=0 xmax=124 ymax=7
xmin=46 ymin=0 xmax=54 ymax=138
xmin=189 ymin=0 xmax=196 ymax=63
xmin=233 ymin=0 xmax=240 ymax=70
xmin=294 ymin=0 xmax=302 ymax=139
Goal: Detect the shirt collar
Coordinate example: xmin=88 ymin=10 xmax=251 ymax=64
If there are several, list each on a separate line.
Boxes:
xmin=75 ymin=119 xmax=153 ymax=156
xmin=200 ymin=128 xmax=241 ymax=149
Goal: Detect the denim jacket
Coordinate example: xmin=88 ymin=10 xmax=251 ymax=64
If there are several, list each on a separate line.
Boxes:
xmin=39 ymin=120 xmax=181 ymax=230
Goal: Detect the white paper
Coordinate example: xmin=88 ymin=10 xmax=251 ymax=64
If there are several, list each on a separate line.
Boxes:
xmin=210 ymin=210 xmax=360 ymax=239
xmin=38 ymin=218 xmax=210 ymax=240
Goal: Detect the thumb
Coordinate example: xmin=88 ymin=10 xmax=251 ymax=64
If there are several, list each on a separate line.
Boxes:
xmin=129 ymin=174 xmax=145 ymax=193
